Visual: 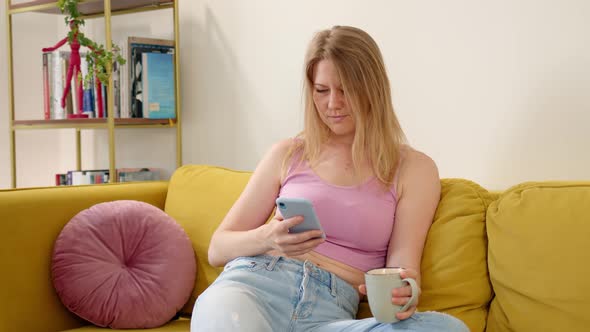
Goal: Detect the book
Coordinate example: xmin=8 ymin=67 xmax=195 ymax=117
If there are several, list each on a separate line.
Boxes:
xmin=50 ymin=51 xmax=65 ymax=119
xmin=55 ymin=173 xmax=67 ymax=186
xmin=66 ymin=169 xmax=109 ymax=185
xmin=116 ymin=167 xmax=161 ymax=182
xmin=128 ymin=37 xmax=174 ymax=118
xmin=115 ymin=37 xmax=130 ymax=118
xmin=57 ymin=168 xmax=161 ymax=185
xmin=60 ymin=53 xmax=74 ymax=117
xmin=142 ymin=52 xmax=175 ymax=119
xmin=42 ymin=53 xmax=51 ymax=119
xmin=80 ymin=54 xmax=95 ymax=118
xmin=112 ymin=59 xmax=121 ymax=118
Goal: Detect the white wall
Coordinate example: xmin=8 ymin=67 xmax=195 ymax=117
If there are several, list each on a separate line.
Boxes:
xmin=0 ymin=9 xmax=61 ymax=188
xmin=2 ymin=0 xmax=590 ymax=190
xmin=182 ymin=0 xmax=590 ymax=190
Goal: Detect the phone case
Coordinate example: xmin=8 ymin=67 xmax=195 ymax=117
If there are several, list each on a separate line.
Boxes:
xmin=275 ymin=197 xmax=325 ymax=238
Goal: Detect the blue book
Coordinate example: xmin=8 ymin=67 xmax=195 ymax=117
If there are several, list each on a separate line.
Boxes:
xmin=83 ymin=88 xmax=94 ymax=117
xmin=142 ymin=52 xmax=176 ymax=119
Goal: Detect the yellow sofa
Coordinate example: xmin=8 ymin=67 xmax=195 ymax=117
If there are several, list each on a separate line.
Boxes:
xmin=2 ymin=165 xmax=589 ymax=332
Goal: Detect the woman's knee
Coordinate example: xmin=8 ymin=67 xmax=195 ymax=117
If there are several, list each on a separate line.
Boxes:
xmin=190 ymin=283 xmax=271 ymax=331
xmin=411 ymin=311 xmax=470 ymax=332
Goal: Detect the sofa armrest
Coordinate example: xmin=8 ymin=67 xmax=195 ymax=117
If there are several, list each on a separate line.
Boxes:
xmin=0 ymin=182 xmax=168 ymax=332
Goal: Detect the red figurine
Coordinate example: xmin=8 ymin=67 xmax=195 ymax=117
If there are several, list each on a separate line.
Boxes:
xmin=42 ymin=20 xmax=89 ymax=118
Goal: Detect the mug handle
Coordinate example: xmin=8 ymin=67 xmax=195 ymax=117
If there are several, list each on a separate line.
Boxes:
xmin=399 ymin=277 xmax=419 ymax=313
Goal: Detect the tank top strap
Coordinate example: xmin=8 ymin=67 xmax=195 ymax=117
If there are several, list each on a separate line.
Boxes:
xmin=285 ymin=138 xmax=307 ymax=178
xmin=390 ymin=154 xmax=403 ymax=199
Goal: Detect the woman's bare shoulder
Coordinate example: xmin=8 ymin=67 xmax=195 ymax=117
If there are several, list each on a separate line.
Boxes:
xmin=267 ymin=138 xmax=301 ymax=159
xmin=399 ymin=145 xmax=436 ymax=167
xmin=397 ymin=145 xmax=439 ymax=195
xmin=258 ymin=138 xmax=303 ymax=173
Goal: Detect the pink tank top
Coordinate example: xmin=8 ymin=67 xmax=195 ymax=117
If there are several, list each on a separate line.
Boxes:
xmin=278 ymin=154 xmax=399 ymax=272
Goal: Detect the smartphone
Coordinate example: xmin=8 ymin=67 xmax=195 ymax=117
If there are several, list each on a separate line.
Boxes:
xmin=275 ymin=197 xmax=325 ymax=238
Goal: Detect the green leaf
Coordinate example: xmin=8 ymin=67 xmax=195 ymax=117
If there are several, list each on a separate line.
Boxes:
xmin=57 ymin=0 xmax=126 ymax=86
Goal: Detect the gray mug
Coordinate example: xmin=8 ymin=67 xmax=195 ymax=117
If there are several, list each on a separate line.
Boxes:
xmin=365 ymin=267 xmax=419 ymax=323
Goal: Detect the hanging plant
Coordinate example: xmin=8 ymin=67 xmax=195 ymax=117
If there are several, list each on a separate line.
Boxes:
xmin=57 ymin=0 xmax=125 ymax=88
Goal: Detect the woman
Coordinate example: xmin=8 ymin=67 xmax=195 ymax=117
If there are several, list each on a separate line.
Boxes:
xmin=191 ymin=25 xmax=469 ymax=332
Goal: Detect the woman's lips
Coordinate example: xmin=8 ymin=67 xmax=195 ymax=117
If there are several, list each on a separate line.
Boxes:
xmin=327 ymin=115 xmax=348 ymax=123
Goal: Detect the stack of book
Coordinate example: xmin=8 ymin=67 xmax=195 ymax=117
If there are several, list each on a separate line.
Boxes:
xmin=42 ymin=51 xmax=110 ymax=119
xmin=42 ymin=36 xmax=176 ymax=120
xmin=55 ymin=168 xmax=161 ymax=186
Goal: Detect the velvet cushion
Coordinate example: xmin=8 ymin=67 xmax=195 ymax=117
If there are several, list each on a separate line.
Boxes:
xmin=52 ymin=200 xmax=196 ymax=329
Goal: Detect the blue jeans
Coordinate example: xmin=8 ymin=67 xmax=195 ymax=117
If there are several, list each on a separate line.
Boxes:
xmin=191 ymin=255 xmax=469 ymax=331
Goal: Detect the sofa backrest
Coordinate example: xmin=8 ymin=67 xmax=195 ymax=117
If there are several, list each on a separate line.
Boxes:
xmin=486 ymin=181 xmax=590 ymax=332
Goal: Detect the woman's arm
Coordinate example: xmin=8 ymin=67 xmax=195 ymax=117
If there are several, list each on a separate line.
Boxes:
xmin=208 ymin=139 xmax=324 ymax=267
xmin=386 ymin=149 xmax=441 ymax=319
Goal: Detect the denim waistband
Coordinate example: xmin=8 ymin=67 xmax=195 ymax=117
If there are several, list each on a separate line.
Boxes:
xmin=249 ymin=254 xmax=359 ymax=302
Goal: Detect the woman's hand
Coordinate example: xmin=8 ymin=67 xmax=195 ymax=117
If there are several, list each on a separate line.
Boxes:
xmin=393 ymin=268 xmax=420 ymax=320
xmin=358 ymin=267 xmax=421 ymax=321
xmin=260 ymin=215 xmax=325 ymax=256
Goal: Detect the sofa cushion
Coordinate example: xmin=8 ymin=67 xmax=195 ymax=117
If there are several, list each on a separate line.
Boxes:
xmin=417 ymin=178 xmax=493 ymax=332
xmin=52 ymin=200 xmax=196 ymax=329
xmin=164 ymin=165 xmax=252 ymax=315
xmin=487 ymin=181 xmax=590 ymax=331
xmin=356 ymin=179 xmax=494 ymax=331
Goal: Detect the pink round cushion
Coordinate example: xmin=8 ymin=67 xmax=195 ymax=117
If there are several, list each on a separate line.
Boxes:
xmin=52 ymin=200 xmax=196 ymax=329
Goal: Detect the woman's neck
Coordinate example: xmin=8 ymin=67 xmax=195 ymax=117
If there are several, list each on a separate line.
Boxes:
xmin=327 ymin=134 xmax=354 ymax=147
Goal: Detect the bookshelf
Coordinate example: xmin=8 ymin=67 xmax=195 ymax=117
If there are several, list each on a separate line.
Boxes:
xmin=4 ymin=0 xmax=182 ymax=188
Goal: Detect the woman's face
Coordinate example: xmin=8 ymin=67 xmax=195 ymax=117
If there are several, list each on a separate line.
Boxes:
xmin=312 ymin=59 xmax=355 ymax=140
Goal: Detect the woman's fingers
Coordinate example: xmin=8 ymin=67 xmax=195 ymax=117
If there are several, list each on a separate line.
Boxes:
xmin=277 ymin=215 xmax=304 ymax=232
xmin=399 ymin=268 xmax=418 ymax=280
xmin=272 ymin=216 xmax=324 ymax=240
xmin=396 ymin=307 xmax=416 ymax=320
xmin=274 ymin=229 xmax=324 ymax=246
xmin=392 ymin=285 xmax=413 ymax=297
xmin=391 ymin=284 xmax=420 ymax=322
xmin=288 ymin=230 xmax=325 ymax=243
xmin=358 ymin=284 xmax=367 ymax=295
xmin=392 ymin=296 xmax=412 ymax=306
xmin=279 ymin=237 xmax=325 ymax=255
xmin=267 ymin=215 xmax=324 ymax=255
xmin=392 ymin=285 xmax=420 ymax=309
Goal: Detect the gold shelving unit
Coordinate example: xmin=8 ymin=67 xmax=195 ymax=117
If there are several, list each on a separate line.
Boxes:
xmin=5 ymin=0 xmax=182 ymax=188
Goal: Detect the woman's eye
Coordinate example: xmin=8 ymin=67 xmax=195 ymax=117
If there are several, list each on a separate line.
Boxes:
xmin=315 ymin=89 xmax=328 ymax=93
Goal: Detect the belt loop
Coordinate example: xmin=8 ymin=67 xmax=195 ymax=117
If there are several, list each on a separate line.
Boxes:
xmin=330 ymin=272 xmax=337 ymax=297
xmin=266 ymin=255 xmax=280 ymax=271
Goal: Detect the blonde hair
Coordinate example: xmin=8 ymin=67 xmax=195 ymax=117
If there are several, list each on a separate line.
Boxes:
xmin=282 ymin=26 xmax=406 ymax=187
